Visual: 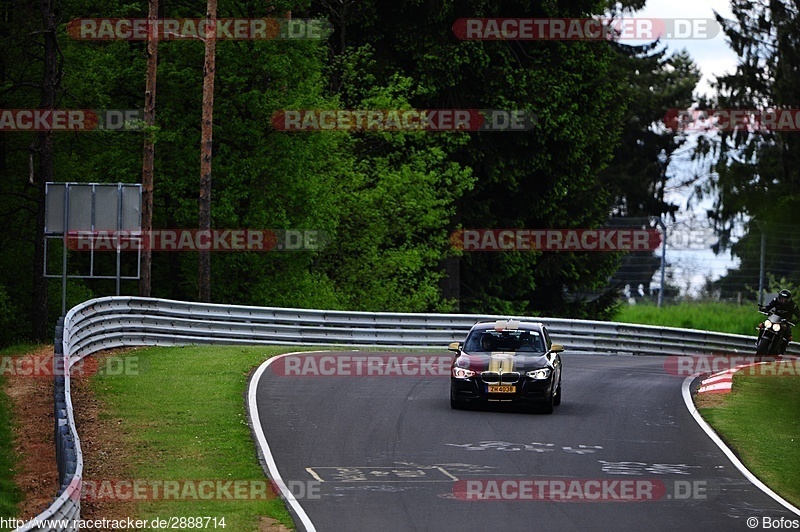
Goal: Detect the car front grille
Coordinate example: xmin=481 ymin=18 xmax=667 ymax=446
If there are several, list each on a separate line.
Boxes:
xmin=481 ymin=371 xmax=520 ymax=384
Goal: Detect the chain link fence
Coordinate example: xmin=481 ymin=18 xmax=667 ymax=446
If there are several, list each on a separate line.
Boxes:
xmin=608 ymin=217 xmax=800 ymax=305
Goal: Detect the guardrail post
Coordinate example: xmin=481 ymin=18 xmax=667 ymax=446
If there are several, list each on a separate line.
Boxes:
xmin=53 ymin=318 xmax=66 ymax=487
xmin=657 ymin=217 xmax=666 ymax=307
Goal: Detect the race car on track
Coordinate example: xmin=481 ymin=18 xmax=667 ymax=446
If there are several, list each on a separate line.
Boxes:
xmin=449 ymin=319 xmax=563 ymax=414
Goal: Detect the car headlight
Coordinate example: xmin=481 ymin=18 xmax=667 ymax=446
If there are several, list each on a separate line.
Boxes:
xmin=764 ymin=319 xmax=772 ymax=328
xmin=772 ymin=322 xmax=781 ymax=332
xmin=452 ymin=367 xmax=476 ymax=379
xmin=526 ymin=368 xmax=552 ymax=380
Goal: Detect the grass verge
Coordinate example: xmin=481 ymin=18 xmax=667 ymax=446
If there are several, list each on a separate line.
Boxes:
xmin=698 ymin=368 xmax=800 ymax=507
xmin=90 ymin=345 xmax=318 ymax=530
xmin=0 ymin=344 xmax=40 ymax=528
xmin=614 ymin=302 xmax=760 ymax=336
xmin=0 ymin=375 xmax=22 ymax=524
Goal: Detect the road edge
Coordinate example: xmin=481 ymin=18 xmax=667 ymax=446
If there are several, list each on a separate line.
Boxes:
xmin=681 ymin=373 xmax=800 ymax=516
xmin=247 ymin=351 xmax=330 ymax=532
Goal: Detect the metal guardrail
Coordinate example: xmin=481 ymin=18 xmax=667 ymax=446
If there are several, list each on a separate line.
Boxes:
xmin=15 ymin=296 xmax=798 ymax=531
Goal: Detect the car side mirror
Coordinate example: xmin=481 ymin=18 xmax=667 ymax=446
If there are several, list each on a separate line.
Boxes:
xmin=448 ymin=342 xmax=461 ymax=352
xmin=550 ymin=343 xmax=564 ymax=353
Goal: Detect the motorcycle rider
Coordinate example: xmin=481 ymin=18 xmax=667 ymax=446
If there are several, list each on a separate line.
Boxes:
xmin=760 ymin=289 xmax=800 ymax=354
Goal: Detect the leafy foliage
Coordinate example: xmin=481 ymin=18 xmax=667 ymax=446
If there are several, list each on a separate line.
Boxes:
xmin=0 ymin=0 xmax=704 ymax=344
xmin=698 ymin=0 xmax=800 ymax=296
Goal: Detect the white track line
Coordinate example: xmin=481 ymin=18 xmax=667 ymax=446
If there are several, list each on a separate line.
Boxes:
xmin=248 ymin=351 xmax=329 ymax=532
xmin=682 ymin=374 xmax=800 ymax=516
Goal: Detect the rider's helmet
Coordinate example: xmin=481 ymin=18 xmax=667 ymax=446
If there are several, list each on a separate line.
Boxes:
xmin=778 ymin=289 xmax=792 ymax=303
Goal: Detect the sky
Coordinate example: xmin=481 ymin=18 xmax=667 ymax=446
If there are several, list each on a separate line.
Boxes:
xmin=633 ymin=0 xmax=740 ymax=97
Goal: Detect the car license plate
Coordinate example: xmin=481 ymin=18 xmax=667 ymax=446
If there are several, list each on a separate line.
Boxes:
xmin=487 ymin=385 xmax=516 ymax=393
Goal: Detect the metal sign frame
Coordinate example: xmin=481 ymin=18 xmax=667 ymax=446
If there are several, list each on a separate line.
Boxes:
xmin=44 ymin=182 xmax=142 ymax=314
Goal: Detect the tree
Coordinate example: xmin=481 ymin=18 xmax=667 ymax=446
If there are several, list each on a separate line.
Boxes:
xmin=315 ymin=52 xmax=475 ymax=311
xmin=33 ymin=0 xmax=59 ymax=339
xmin=699 ymin=0 xmax=800 ymax=296
xmin=600 ymin=46 xmax=699 ymax=219
xmin=140 ymin=0 xmax=159 ymax=298
xmin=0 ymin=0 xmax=44 ymax=343
xmin=597 ymin=43 xmax=699 ymax=301
xmin=198 ymin=0 xmax=217 ymax=302
xmin=309 ymin=0 xmax=635 ymax=318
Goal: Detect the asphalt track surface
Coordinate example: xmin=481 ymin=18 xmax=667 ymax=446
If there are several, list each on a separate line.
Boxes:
xmin=252 ymin=351 xmax=800 ymax=532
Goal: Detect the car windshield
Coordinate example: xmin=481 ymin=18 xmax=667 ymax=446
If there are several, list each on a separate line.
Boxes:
xmin=464 ymin=329 xmax=545 ymax=353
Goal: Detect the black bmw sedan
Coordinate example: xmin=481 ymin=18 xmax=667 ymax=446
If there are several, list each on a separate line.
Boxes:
xmin=449 ymin=319 xmax=563 ymax=414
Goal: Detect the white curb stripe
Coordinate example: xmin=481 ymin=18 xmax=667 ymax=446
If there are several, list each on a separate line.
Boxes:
xmin=248 ymin=351 xmax=329 ymax=532
xmin=697 ymin=381 xmax=732 ymax=393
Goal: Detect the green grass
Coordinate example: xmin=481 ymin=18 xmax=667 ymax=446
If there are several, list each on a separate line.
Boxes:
xmin=699 ymin=369 xmax=800 ymax=507
xmin=614 ymin=302 xmax=760 ymax=336
xmin=91 ymin=345 xmax=317 ymax=531
xmin=0 ymin=374 xmax=22 ymax=527
xmin=0 ymin=344 xmax=41 ymax=529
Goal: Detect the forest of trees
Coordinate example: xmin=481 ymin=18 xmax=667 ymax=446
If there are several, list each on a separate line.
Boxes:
xmin=697 ymin=0 xmax=800 ymax=298
xmin=7 ymin=0 xmax=794 ymax=347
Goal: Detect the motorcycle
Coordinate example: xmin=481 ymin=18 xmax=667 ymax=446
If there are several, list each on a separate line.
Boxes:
xmin=755 ymin=308 xmax=795 ymax=357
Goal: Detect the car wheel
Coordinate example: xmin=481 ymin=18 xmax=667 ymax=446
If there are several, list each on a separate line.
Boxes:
xmin=450 ymin=389 xmax=465 ymax=410
xmin=540 ymin=391 xmax=555 ymax=414
xmin=553 ymin=383 xmax=562 ymax=406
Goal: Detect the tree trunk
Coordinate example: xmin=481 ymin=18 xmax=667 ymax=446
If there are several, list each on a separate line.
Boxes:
xmin=140 ymin=0 xmax=159 ymax=298
xmin=33 ymin=0 xmax=57 ymax=339
xmin=198 ymin=0 xmax=217 ymax=302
